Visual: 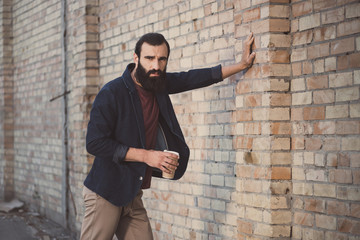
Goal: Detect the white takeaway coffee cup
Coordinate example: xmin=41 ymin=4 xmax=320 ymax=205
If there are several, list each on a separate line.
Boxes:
xmin=162 ymin=150 xmax=179 ymax=179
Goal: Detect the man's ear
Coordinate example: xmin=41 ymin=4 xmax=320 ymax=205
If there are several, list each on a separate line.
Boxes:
xmin=133 ymin=53 xmax=138 ymax=65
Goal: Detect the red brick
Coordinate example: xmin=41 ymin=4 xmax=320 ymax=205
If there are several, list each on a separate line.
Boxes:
xmin=254 ymin=167 xmax=271 ymax=179
xmin=327 ymin=153 xmax=338 ymax=167
xmin=252 ymin=19 xmax=270 ymax=34
xmin=291 ymin=108 xmax=304 ymax=121
xmin=292 ymin=62 xmax=302 ymax=76
xmin=291 ymin=48 xmax=307 ymax=62
xmin=237 ymin=165 xmax=253 ymax=178
xmin=314 ymin=26 xmax=336 ymax=42
xmin=336 ymin=121 xmax=360 ymax=134
xmin=329 ymin=169 xmax=353 ymax=183
xmin=235 ymin=109 xmax=252 ymax=121
xmin=292 ymin=0 xmax=312 ymax=18
xmin=313 ymin=0 xmax=337 ymax=11
xmin=269 ymin=50 xmax=290 ymax=63
xmin=331 ymin=37 xmax=355 ymax=55
xmin=338 ymin=218 xmax=353 ymax=233
xmin=271 ymin=167 xmax=291 ymax=180
xmin=337 ymin=55 xmax=349 ymax=70
xmin=350 ymin=153 xmax=360 ymax=167
xmin=269 ymin=79 xmax=288 ymax=92
xmin=307 ymin=43 xmax=330 ymax=59
xmin=244 ymin=94 xmax=262 ymax=107
xmin=327 ymin=201 xmax=350 ymax=216
xmin=269 ymin=5 xmax=290 ymax=18
xmin=350 ymin=203 xmax=360 ymax=218
xmin=238 ymin=219 xmax=253 ymax=234
xmin=321 ymin=7 xmax=344 ymax=24
xmin=271 ymin=152 xmax=292 ymax=165
xmin=316 ymin=214 xmax=337 ymax=230
xmin=337 ymin=19 xmax=360 ymax=37
xmin=303 ymin=61 xmax=313 ymax=74
xmin=337 ymin=53 xmax=360 ymax=71
xmin=304 ymin=199 xmax=325 ymax=213
xmin=271 ymin=122 xmax=291 ymax=135
xmin=243 ymin=8 xmax=260 ymax=23
xmin=304 ymin=106 xmax=325 ymax=120
xmin=236 ymin=81 xmax=251 ymax=94
xmin=234 ymin=136 xmax=253 ymax=149
xmin=313 ymin=90 xmax=335 ymax=104
xmin=353 ymin=222 xmax=360 ymax=235
xmin=234 ymin=13 xmax=242 ymax=25
xmin=244 ymin=123 xmax=261 ymax=135
xmin=353 ymin=170 xmax=360 ymax=185
xmin=339 ymin=153 xmax=351 ymax=167
xmin=293 ymin=30 xmax=313 ymax=46
xmin=244 ymin=65 xmax=261 ymax=79
xmin=305 ymin=138 xmax=322 ymax=150
xmin=270 ymin=93 xmax=291 ymax=106
xmin=349 ymin=52 xmax=360 ymax=68
xmin=272 ymin=137 xmax=290 ymax=150
xmin=323 ymin=138 xmax=341 ymax=151
xmin=306 ymin=75 xmax=328 ymax=89
xmin=294 ymin=212 xmax=314 ymax=226
xmin=269 ymin=19 xmax=290 ymax=33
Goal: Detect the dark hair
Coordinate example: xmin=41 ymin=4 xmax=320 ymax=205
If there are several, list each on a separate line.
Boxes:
xmin=135 ymin=33 xmax=170 ymax=58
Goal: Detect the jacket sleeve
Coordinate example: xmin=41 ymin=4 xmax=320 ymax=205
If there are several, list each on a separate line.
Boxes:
xmin=86 ymin=88 xmax=129 ymax=164
xmin=166 ymin=64 xmax=223 ymax=94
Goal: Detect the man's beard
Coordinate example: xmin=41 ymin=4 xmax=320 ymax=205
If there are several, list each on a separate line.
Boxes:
xmin=135 ymin=60 xmax=167 ymax=93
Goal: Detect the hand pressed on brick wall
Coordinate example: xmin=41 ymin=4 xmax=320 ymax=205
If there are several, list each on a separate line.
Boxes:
xmin=222 ymin=32 xmax=256 ymax=79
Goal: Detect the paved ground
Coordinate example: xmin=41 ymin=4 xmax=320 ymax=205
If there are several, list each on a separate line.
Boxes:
xmin=0 ymin=208 xmax=75 ymax=240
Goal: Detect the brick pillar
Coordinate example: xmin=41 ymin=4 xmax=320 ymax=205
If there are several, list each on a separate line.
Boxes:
xmin=65 ymin=0 xmax=100 ymax=233
xmin=234 ymin=1 xmax=292 ymax=238
xmin=0 ymin=0 xmax=14 ymax=201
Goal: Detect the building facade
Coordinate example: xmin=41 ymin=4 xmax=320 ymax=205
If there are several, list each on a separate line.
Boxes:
xmin=0 ymin=0 xmax=359 ymax=239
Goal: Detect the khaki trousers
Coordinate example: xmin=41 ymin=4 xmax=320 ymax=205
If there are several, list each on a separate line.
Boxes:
xmin=80 ymin=186 xmax=153 ymax=240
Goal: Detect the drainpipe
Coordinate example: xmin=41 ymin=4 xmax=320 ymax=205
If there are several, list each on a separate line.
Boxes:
xmin=60 ymin=0 xmax=69 ymax=229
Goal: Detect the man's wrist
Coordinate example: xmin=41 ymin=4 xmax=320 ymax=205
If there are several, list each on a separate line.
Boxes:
xmin=125 ymin=147 xmax=147 ymax=163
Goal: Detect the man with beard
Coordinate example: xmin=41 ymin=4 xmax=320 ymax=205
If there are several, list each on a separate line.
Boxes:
xmin=81 ymin=32 xmax=255 ymax=240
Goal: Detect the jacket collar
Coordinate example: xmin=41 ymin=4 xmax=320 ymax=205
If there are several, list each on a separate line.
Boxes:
xmin=122 ymin=63 xmax=137 ymax=94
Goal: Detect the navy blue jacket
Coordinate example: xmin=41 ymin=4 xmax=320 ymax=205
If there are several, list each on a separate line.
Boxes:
xmin=84 ymin=63 xmax=223 ymax=206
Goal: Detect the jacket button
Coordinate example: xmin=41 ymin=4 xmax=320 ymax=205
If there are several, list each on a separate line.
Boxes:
xmin=139 ymin=176 xmax=143 ymax=181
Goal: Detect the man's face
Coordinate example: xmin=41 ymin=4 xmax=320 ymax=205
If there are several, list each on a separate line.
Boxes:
xmin=134 ymin=42 xmax=168 ymax=93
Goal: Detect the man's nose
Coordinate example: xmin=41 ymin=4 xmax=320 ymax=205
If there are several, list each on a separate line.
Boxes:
xmin=152 ymin=60 xmax=160 ymax=70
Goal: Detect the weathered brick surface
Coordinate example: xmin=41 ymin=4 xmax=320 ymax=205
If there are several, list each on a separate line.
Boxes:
xmin=290 ymin=0 xmax=360 ymax=239
xmin=0 ymin=0 xmax=359 ymax=239
xmin=8 ymin=0 xmax=66 ymax=224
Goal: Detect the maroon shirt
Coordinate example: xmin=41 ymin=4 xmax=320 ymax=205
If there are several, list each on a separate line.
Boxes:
xmin=135 ymin=84 xmax=159 ymax=189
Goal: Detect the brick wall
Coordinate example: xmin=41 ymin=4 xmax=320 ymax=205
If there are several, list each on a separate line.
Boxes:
xmin=10 ymin=0 xmax=65 ymax=223
xmin=0 ymin=0 xmax=359 ymax=239
xmin=290 ymin=0 xmax=360 ymax=239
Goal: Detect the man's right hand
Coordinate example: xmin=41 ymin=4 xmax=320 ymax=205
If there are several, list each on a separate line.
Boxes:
xmin=125 ymin=148 xmax=179 ymax=174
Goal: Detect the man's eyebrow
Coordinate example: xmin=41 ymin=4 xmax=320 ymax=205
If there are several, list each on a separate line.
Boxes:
xmin=143 ymin=55 xmax=168 ymax=60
